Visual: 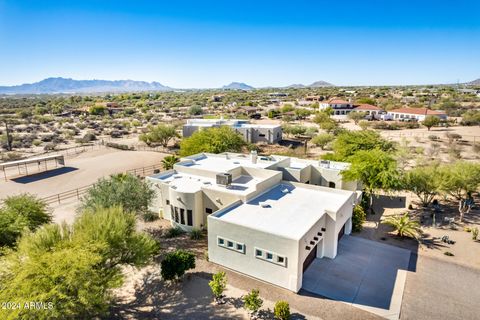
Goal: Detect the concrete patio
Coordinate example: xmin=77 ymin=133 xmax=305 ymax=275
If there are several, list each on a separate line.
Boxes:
xmin=302 ymin=235 xmax=411 ymax=320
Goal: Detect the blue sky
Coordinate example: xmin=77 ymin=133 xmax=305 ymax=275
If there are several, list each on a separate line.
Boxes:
xmin=0 ymin=0 xmax=479 ymax=88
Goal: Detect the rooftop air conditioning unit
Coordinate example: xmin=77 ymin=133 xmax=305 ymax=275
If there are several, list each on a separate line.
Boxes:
xmin=216 ymin=173 xmax=232 ymax=186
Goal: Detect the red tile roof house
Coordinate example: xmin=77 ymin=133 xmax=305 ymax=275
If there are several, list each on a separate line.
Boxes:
xmin=387 ymin=108 xmax=447 ymax=121
xmin=352 ymin=104 xmax=384 ymax=119
xmin=320 ymin=99 xmax=384 ymax=119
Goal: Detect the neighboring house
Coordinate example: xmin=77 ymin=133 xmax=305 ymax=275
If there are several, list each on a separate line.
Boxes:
xmin=387 ymin=108 xmax=447 ymax=121
xmin=319 ymin=99 xmax=355 ymax=117
xmin=182 ymin=118 xmax=282 ymax=144
xmin=352 ymin=104 xmax=384 ymax=119
xmin=146 ymin=152 xmax=361 ymax=293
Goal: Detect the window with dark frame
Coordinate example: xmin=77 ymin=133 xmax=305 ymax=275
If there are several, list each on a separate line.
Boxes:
xmin=166 ymin=199 xmax=170 ymax=205
xmin=187 ymin=210 xmax=193 ymax=226
xmin=277 ymin=256 xmax=284 ymax=263
xmin=205 ymin=208 xmax=213 ymax=214
xmin=227 ymin=241 xmax=234 ymax=248
xmin=266 ymin=252 xmax=273 ymax=260
xmin=256 ymin=249 xmax=262 ymax=257
xmin=180 ymin=208 xmax=185 ymax=224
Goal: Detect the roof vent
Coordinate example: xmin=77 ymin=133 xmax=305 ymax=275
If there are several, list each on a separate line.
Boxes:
xmin=259 ymin=201 xmax=270 ymax=208
xmin=281 ymin=188 xmax=289 ymax=194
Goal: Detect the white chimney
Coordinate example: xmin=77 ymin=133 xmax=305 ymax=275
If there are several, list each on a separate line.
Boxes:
xmin=250 ymin=150 xmax=258 ymax=164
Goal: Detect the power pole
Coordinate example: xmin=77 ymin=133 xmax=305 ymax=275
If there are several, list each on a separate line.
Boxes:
xmin=4 ymin=120 xmax=12 ymax=151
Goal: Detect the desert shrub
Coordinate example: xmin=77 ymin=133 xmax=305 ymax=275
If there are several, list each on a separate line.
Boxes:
xmin=160 ymin=250 xmax=196 ymax=281
xmin=243 ymin=289 xmax=263 ymax=315
xmin=352 ymin=205 xmax=366 ymax=232
xmin=428 ymin=135 xmax=439 ymax=141
xmin=274 ymin=300 xmax=291 ymax=320
xmin=190 ymin=228 xmax=203 ymax=240
xmin=80 ymin=173 xmax=155 ymax=214
xmin=142 ymin=211 xmax=159 ymax=222
xmin=0 ymin=194 xmax=52 ymax=248
xmin=444 ymin=251 xmax=454 ymax=256
xmin=209 ymin=271 xmax=227 ymax=300
xmin=472 ymin=227 xmax=479 ymax=240
xmin=106 ymin=142 xmax=134 ymax=150
xmin=164 ymin=226 xmax=185 ymax=238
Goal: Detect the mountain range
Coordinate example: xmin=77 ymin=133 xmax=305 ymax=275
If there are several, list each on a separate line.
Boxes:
xmin=221 ymin=82 xmax=255 ymax=90
xmin=0 ymin=77 xmax=172 ymax=94
xmin=466 ymin=78 xmax=480 ymax=86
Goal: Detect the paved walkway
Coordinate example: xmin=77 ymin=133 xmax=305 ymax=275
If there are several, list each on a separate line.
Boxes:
xmin=303 ymin=236 xmax=411 ymax=320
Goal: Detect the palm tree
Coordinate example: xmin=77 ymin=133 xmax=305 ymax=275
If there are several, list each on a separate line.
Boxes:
xmin=162 ymin=155 xmax=179 ymax=170
xmin=384 ymin=213 xmax=421 ymax=239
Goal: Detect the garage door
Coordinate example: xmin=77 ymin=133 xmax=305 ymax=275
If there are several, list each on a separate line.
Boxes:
xmin=303 ymin=244 xmax=317 ymax=272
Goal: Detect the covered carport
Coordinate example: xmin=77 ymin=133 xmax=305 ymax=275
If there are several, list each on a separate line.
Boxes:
xmin=0 ymin=154 xmax=65 ymax=181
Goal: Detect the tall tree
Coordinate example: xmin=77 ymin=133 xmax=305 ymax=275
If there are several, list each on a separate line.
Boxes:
xmin=80 ymin=173 xmax=155 ymax=214
xmin=342 ymin=149 xmax=400 ymax=210
xmin=324 ymin=130 xmax=395 ymax=161
xmin=179 ymin=126 xmax=245 ymax=156
xmin=422 ymin=115 xmax=440 ymax=131
xmin=139 ymin=124 xmax=179 ymax=148
xmin=403 ymin=165 xmax=443 ymax=207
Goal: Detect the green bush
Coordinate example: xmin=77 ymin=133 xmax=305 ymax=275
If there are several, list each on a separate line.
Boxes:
xmin=472 ymin=227 xmax=479 ymax=240
xmin=179 ymin=126 xmax=246 ymax=156
xmin=274 ymin=300 xmax=291 ymax=320
xmin=80 ymin=173 xmax=155 ymax=215
xmin=142 ymin=211 xmax=159 ymax=222
xmin=0 ymin=194 xmax=51 ymax=248
xmin=164 ymin=226 xmax=185 ymax=238
xmin=190 ymin=228 xmax=203 ymax=240
xmin=0 ymin=206 xmax=158 ymax=319
xmin=243 ymin=289 xmax=263 ymax=314
xmin=161 ymin=250 xmax=196 ymax=281
xmin=352 ymin=205 xmax=366 ymax=232
xmin=209 ymin=271 xmax=227 ymax=299
xmin=106 ymin=142 xmax=134 ymax=150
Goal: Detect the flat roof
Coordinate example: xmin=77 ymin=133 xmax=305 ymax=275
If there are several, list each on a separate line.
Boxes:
xmin=178 ymin=153 xmax=280 ymax=173
xmin=0 ymin=154 xmax=64 ymax=169
xmin=214 ymin=183 xmax=354 ymax=240
xmin=153 ymin=171 xmax=264 ymax=195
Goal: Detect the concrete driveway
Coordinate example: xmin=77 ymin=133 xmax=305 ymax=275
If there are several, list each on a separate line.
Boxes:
xmin=302 ymin=235 xmax=411 ymax=320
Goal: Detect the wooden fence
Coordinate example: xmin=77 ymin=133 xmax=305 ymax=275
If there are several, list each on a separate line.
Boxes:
xmin=41 ymin=163 xmax=163 ymax=205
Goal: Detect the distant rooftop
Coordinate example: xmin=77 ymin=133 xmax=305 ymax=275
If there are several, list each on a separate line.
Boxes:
xmin=214 ymin=183 xmax=354 ymax=240
xmin=184 ymin=118 xmax=280 ymax=129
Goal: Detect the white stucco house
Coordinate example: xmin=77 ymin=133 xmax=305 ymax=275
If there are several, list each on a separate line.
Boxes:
xmin=146 ymin=152 xmax=361 ymax=293
xmin=387 ymin=107 xmax=447 ymax=121
xmin=182 ymin=118 xmax=283 ymax=144
xmin=319 ymin=99 xmax=355 ymax=117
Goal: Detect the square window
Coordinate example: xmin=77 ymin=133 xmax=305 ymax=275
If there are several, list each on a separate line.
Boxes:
xmin=277 ymin=256 xmax=284 ymax=263
xmin=236 ymin=244 xmax=243 ymax=251
xmin=206 ymin=208 xmax=213 ymax=214
xmin=218 ymin=238 xmax=224 ymax=245
xmin=227 ymin=241 xmax=234 ymax=248
xmin=266 ymin=252 xmax=273 ymax=260
xmin=256 ymin=249 xmax=262 ymax=257
xmin=166 ymin=200 xmax=170 ymax=205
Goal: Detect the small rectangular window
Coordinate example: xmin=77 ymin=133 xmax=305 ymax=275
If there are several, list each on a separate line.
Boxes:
xmin=259 ymin=134 xmax=266 ymax=137
xmin=256 ymin=249 xmax=263 ymax=257
xmin=236 ymin=243 xmax=243 ymax=251
xmin=218 ymin=238 xmax=224 ymax=245
xmin=187 ymin=210 xmax=193 ymax=226
xmin=266 ymin=252 xmax=273 ymax=260
xmin=166 ymin=199 xmax=170 ymax=205
xmin=277 ymin=256 xmax=284 ymax=263
xmin=227 ymin=241 xmax=234 ymax=248
xmin=206 ymin=208 xmax=213 ymax=214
